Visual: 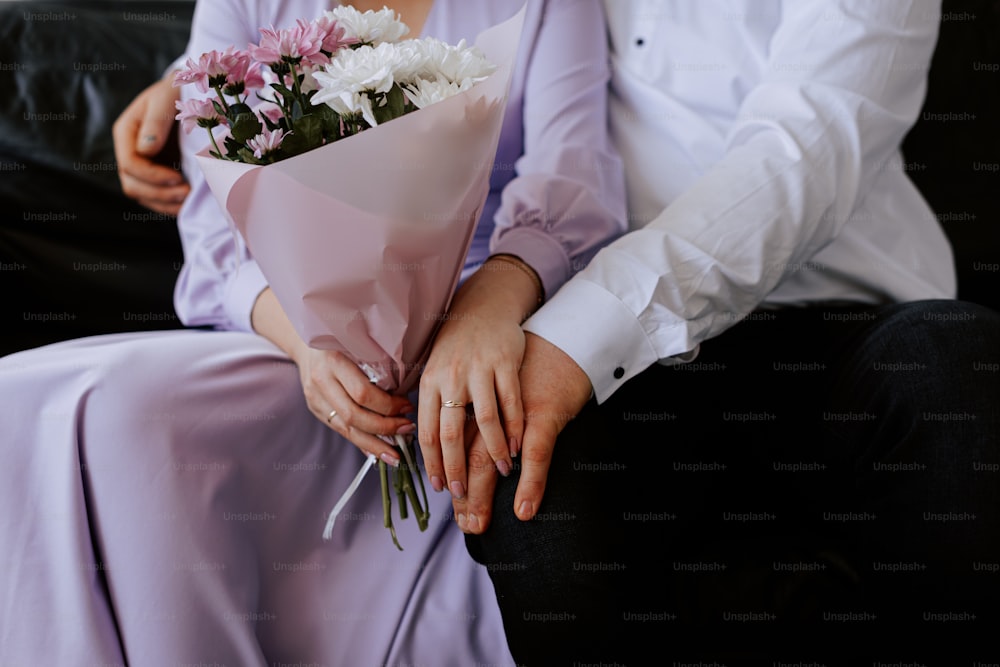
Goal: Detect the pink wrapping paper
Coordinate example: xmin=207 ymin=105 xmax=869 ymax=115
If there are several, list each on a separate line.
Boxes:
xmin=197 ymin=6 xmax=525 ymax=394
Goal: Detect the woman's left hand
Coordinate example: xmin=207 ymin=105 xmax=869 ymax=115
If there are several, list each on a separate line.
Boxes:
xmin=418 ymin=257 xmax=540 ymax=500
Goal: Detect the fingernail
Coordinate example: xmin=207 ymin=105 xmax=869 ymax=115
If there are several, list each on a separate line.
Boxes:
xmin=141 ymin=134 xmax=157 ymax=144
xmin=380 ymin=452 xmax=399 ymax=467
xmin=518 ymin=500 xmax=532 ymax=519
xmin=496 ymin=459 xmax=511 ymax=477
xmin=431 ymin=476 xmax=445 ymax=493
xmin=450 ymin=480 xmax=466 ymax=500
xmin=396 ymin=422 xmax=416 ymax=436
xmin=510 ymin=436 xmax=520 ymax=458
xmin=456 ymin=513 xmax=467 ymax=531
xmin=467 ymin=514 xmax=481 ymax=532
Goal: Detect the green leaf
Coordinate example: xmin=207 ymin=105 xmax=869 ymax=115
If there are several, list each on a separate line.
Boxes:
xmin=313 ymin=104 xmax=343 ymax=142
xmin=385 ymin=84 xmax=408 ymax=120
xmin=278 ymin=113 xmax=324 ymax=157
xmin=222 ymin=135 xmax=244 ymax=158
xmin=235 ymin=146 xmax=265 ymax=165
xmin=230 ymin=111 xmax=263 ymax=146
xmin=268 ymin=82 xmax=296 ymax=107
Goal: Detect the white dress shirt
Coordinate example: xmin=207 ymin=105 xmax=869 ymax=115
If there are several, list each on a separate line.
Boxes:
xmin=524 ymin=0 xmax=955 ymax=402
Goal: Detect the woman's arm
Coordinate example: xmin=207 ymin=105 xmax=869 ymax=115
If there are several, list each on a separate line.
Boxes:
xmin=112 ymin=70 xmax=190 ymax=216
xmin=174 ymin=0 xmax=415 ymax=463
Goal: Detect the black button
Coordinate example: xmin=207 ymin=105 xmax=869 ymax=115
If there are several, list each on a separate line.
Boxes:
xmin=635 ymin=37 xmax=645 ymax=47
xmin=613 ymin=367 xmax=625 ymax=379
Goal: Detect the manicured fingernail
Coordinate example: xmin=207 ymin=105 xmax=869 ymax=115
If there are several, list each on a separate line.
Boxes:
xmin=467 ymin=514 xmax=481 ymax=532
xmin=496 ymin=459 xmax=511 ymax=477
xmin=518 ymin=500 xmax=532 ymax=519
xmin=456 ymin=513 xmax=467 ymax=530
xmin=380 ymin=452 xmax=399 ymax=467
xmin=510 ymin=436 xmax=520 ymax=458
xmin=450 ymin=480 xmax=466 ymax=500
xmin=396 ymin=422 xmax=416 ymax=435
xmin=431 ymin=476 xmax=445 ymax=493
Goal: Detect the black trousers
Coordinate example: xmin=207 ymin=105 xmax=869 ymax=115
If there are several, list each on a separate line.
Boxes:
xmin=467 ymin=300 xmax=1000 ymax=665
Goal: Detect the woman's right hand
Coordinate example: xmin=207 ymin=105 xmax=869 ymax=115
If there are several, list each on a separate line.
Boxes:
xmin=251 ymin=287 xmax=414 ymax=466
xmin=293 ymin=346 xmax=416 ymax=467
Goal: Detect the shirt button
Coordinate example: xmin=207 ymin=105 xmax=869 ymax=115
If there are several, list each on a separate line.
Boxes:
xmin=635 ymin=37 xmax=645 ymax=47
xmin=613 ymin=367 xmax=625 ymax=379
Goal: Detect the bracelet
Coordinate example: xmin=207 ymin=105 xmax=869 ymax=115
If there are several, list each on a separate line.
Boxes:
xmin=487 ymin=254 xmax=544 ymax=306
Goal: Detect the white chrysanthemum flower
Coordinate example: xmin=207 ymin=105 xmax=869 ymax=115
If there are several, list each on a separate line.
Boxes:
xmin=403 ymin=76 xmax=471 ymax=109
xmin=313 ymin=42 xmax=399 ymax=125
xmin=323 ymin=89 xmax=378 ymax=126
xmin=323 ymin=5 xmax=409 ymax=44
xmin=416 ymin=37 xmax=496 ymax=85
xmin=314 ymin=42 xmax=397 ymax=96
xmin=390 ymin=40 xmax=434 ymax=86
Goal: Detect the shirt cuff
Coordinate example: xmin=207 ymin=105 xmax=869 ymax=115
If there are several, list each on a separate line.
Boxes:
xmin=523 ymin=278 xmax=659 ymax=403
xmin=223 ymin=259 xmax=269 ymax=333
xmin=491 ymin=226 xmax=570 ymax=300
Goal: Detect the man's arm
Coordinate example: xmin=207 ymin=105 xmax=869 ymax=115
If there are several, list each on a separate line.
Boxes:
xmin=462 ymin=0 xmax=945 ymax=527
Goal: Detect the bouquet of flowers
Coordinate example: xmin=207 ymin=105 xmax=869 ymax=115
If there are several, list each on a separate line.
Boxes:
xmin=175 ymin=5 xmax=524 ymax=549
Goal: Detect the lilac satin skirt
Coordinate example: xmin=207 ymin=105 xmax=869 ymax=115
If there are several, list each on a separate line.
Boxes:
xmin=0 ymin=330 xmax=513 ymax=666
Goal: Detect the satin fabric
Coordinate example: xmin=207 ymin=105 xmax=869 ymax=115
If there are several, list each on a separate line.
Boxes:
xmin=0 ymin=0 xmax=624 ymax=664
xmin=0 ymin=331 xmax=510 ymax=665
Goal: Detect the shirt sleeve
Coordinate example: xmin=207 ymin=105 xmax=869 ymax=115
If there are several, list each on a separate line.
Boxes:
xmin=488 ymin=0 xmax=627 ymax=298
xmin=524 ymin=0 xmax=942 ymax=402
xmin=172 ymin=0 xmax=269 ymax=332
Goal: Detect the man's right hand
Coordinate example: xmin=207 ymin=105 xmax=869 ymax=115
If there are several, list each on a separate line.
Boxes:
xmin=455 ymin=331 xmax=593 ymax=533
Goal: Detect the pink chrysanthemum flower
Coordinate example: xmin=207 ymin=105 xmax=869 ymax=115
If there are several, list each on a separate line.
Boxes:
xmin=174 ymin=98 xmax=224 ymax=134
xmin=173 ymin=50 xmax=230 ymax=94
xmin=249 ymin=20 xmax=326 ymax=66
xmin=247 ymin=126 xmax=290 ymax=159
xmin=314 ymin=15 xmax=358 ymax=58
xmin=174 ymin=47 xmax=266 ymax=99
xmin=218 ymin=47 xmax=266 ymax=96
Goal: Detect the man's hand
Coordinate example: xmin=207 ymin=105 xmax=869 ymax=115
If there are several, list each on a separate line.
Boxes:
xmin=457 ymin=331 xmax=592 ymax=533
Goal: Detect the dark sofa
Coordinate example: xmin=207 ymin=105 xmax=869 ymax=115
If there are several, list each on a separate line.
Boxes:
xmin=1 ymin=1 xmax=997 ymax=358
xmin=1 ymin=1 xmax=193 ymax=357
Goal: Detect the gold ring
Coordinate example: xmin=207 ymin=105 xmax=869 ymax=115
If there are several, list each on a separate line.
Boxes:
xmin=441 ymin=400 xmax=467 ymax=408
xmin=326 ymin=409 xmax=338 ymax=423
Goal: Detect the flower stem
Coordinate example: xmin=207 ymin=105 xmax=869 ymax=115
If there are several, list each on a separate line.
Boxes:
xmin=212 ymin=85 xmax=231 ymax=114
xmin=207 ymin=128 xmax=225 ymax=159
xmin=396 ymin=435 xmax=430 ymax=530
xmin=379 ymin=459 xmax=402 ymax=551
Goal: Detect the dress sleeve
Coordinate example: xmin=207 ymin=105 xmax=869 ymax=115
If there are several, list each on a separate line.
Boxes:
xmin=525 ymin=0 xmax=942 ymax=402
xmin=488 ymin=0 xmax=627 ymax=299
xmin=173 ymin=0 xmax=269 ymax=332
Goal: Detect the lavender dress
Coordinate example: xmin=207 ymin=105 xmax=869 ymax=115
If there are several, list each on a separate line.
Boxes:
xmin=0 ymin=1 xmax=625 ymax=665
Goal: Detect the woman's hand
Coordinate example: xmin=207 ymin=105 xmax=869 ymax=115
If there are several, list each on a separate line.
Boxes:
xmin=252 ymin=288 xmax=414 ymax=466
xmin=295 ymin=347 xmax=416 ymax=466
xmin=112 ymin=73 xmax=190 ymax=216
xmin=417 ymin=255 xmax=542 ymax=500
